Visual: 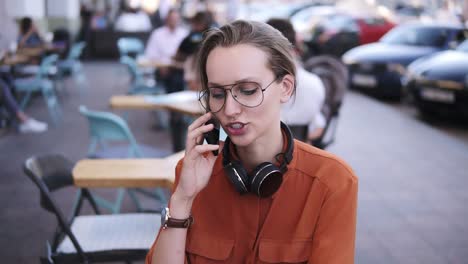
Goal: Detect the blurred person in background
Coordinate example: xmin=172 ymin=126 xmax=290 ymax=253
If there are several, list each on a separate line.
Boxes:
xmin=146 ymin=20 xmax=358 ymax=264
xmin=174 ymin=11 xmax=214 ymax=92
xmin=91 ymin=8 xmax=110 ymax=30
xmin=145 ymin=8 xmax=188 ymax=79
xmin=114 ymin=5 xmax=152 ymax=32
xmin=0 ymin=73 xmax=47 ymax=133
xmin=17 ymin=17 xmax=44 ymax=49
xmin=267 ymin=18 xmax=326 ymax=142
xmin=150 ymin=0 xmax=173 ymax=29
xmin=159 ymin=11 xmax=215 ymax=152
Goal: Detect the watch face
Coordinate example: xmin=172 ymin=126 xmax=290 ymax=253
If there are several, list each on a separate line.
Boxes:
xmin=161 ymin=207 xmax=168 ymax=226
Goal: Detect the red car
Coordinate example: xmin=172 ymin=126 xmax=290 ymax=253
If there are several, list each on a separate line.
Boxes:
xmin=357 ymin=16 xmax=396 ymax=44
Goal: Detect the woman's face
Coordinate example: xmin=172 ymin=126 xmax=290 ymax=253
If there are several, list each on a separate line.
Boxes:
xmin=205 ymin=44 xmax=293 ymax=147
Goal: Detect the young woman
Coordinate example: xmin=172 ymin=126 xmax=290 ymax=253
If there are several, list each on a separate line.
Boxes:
xmin=147 ymin=20 xmax=358 ymax=264
xmin=17 ymin=17 xmax=43 ymax=48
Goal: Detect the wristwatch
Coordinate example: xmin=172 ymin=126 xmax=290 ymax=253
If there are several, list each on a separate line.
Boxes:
xmin=161 ymin=207 xmax=194 ymax=229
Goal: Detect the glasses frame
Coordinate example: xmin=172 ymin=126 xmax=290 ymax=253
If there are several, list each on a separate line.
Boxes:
xmin=198 ymin=76 xmax=281 ymax=113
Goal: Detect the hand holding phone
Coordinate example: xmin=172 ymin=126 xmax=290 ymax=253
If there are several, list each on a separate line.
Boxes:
xmin=203 ymin=119 xmax=220 ymax=156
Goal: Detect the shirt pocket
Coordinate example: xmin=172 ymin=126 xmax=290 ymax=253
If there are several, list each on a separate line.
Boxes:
xmin=258 ymin=239 xmax=313 ymax=264
xmin=186 ymin=231 xmax=234 ymax=263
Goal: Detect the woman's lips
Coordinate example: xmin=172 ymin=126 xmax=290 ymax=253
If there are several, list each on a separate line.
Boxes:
xmin=225 ymin=122 xmax=247 ymax=136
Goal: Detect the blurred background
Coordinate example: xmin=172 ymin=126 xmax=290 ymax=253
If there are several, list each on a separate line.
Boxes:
xmin=1 ymin=0 xmax=467 ymax=263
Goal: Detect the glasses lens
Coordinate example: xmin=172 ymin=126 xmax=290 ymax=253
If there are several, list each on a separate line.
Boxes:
xmin=207 ymin=87 xmax=226 ymax=112
xmin=199 ymin=90 xmax=210 ymax=111
xmin=232 ymin=82 xmax=263 ymax=107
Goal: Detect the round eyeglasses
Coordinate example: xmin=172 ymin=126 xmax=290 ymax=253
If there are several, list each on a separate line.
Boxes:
xmin=198 ymin=77 xmax=281 ymax=113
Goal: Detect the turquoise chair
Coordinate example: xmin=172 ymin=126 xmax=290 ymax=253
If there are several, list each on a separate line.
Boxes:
xmin=117 ymin=37 xmax=144 ymax=58
xmin=79 ymin=105 xmax=171 ymax=214
xmin=120 ymin=55 xmax=165 ymax=95
xmin=58 ymin=42 xmax=87 ymax=92
xmin=14 ymin=54 xmax=61 ymax=124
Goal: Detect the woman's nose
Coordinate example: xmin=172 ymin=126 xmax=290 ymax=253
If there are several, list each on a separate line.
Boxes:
xmin=223 ymin=91 xmax=241 ymax=116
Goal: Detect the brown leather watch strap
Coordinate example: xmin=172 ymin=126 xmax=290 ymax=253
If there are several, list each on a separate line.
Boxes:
xmin=161 ymin=207 xmax=194 ymax=229
xmin=165 ymin=216 xmax=194 ymax=229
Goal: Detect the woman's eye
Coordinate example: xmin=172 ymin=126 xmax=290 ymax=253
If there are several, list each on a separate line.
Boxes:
xmin=240 ymin=89 xmax=257 ymax=95
xmin=210 ymin=89 xmax=225 ymax=99
xmin=238 ymin=84 xmax=258 ymax=95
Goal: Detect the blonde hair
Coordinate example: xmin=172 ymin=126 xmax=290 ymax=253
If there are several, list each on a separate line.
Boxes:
xmin=196 ymin=20 xmax=296 ymax=95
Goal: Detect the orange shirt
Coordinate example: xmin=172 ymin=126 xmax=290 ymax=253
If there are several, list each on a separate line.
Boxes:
xmin=147 ymin=140 xmax=358 ymax=263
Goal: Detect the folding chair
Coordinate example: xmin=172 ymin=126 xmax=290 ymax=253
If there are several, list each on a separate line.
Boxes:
xmin=79 ymin=105 xmax=171 ymax=213
xmin=57 ymin=42 xmax=88 ymax=93
xmin=117 ymin=37 xmax=144 ymax=58
xmin=303 ymin=55 xmax=349 ymax=149
xmin=14 ymin=54 xmax=62 ymax=124
xmin=23 ymin=154 xmax=160 ymax=264
xmin=120 ymin=55 xmax=164 ymax=95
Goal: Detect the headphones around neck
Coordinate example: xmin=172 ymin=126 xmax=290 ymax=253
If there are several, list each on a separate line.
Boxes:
xmin=222 ymin=122 xmax=294 ymax=197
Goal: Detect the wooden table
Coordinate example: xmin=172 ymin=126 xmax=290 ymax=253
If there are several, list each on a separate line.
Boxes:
xmin=110 ymin=91 xmax=205 ymax=152
xmin=0 ymin=54 xmax=29 ymax=66
xmin=110 ymin=90 xmax=204 ymax=116
xmin=137 ymin=58 xmax=183 ymax=70
xmin=73 ymin=151 xmax=184 ymax=188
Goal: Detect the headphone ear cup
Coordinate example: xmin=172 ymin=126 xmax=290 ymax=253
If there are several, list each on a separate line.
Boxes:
xmin=224 ymin=160 xmax=250 ymax=194
xmin=250 ymin=162 xmax=283 ymax=198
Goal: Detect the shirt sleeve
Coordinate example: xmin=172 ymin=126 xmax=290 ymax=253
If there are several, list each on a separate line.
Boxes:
xmin=145 ymin=30 xmax=161 ymax=60
xmin=145 ymin=158 xmax=185 ymax=264
xmin=308 ymin=170 xmax=358 ymax=264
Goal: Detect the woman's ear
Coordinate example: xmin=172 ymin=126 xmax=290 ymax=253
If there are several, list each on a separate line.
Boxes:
xmin=280 ymin=74 xmax=295 ymax=103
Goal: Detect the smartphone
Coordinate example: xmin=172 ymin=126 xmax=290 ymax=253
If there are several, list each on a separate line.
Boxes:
xmin=203 ymin=118 xmax=220 ymax=156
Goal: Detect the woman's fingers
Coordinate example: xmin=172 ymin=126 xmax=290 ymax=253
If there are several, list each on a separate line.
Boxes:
xmin=187 ymin=112 xmax=212 ymax=133
xmin=188 ymin=123 xmax=215 ymax=142
xmin=193 ymin=144 xmax=220 ymax=155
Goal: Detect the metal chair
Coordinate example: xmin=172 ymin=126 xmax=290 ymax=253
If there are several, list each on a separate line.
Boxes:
xmin=120 ymin=55 xmax=164 ymax=95
xmin=79 ymin=105 xmax=171 ymax=213
xmin=57 ymin=42 xmax=88 ymax=92
xmin=117 ymin=37 xmax=144 ymax=58
xmin=23 ymin=154 xmax=160 ymax=264
xmin=14 ymin=54 xmax=62 ymax=124
xmin=303 ymin=55 xmax=349 ymax=149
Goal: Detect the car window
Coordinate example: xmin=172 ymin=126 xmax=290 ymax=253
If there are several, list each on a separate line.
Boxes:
xmin=457 ymin=40 xmax=468 ymax=52
xmin=323 ymin=16 xmax=359 ymax=32
xmin=380 ymin=26 xmax=449 ymax=47
xmin=363 ymin=17 xmax=386 ymax=25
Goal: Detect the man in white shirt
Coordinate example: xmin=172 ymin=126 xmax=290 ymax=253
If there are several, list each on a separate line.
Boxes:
xmin=144 ymin=9 xmax=188 ymax=64
xmin=267 ymin=18 xmax=326 ymax=142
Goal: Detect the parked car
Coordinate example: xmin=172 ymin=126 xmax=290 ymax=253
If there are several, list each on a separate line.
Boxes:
xmin=309 ymin=13 xmax=395 ymax=57
xmin=406 ymin=40 xmax=468 ymax=116
xmin=291 ymin=5 xmax=339 ymax=41
xmin=342 ymin=23 xmax=468 ymax=98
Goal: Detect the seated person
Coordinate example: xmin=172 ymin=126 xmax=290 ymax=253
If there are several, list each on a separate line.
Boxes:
xmin=17 ymin=17 xmax=44 ymax=49
xmin=145 ymin=8 xmax=188 ymax=86
xmin=91 ymin=9 xmax=109 ymax=30
xmin=114 ymin=6 xmax=152 ymax=32
xmin=145 ymin=8 xmax=187 ymax=64
xmin=267 ymin=18 xmax=326 ymax=142
xmin=0 ymin=73 xmax=47 ymax=133
xmin=166 ymin=11 xmax=214 ymax=93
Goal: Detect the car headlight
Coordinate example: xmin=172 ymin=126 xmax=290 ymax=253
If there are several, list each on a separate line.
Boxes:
xmin=342 ymin=55 xmax=356 ymax=65
xmin=387 ymin=63 xmax=406 ymax=75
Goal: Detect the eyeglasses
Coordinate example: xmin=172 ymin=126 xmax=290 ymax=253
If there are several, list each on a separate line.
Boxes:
xmin=198 ymin=77 xmax=281 ymax=113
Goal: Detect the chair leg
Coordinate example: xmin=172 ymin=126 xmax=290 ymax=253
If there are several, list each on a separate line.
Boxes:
xmin=90 ymin=188 xmax=126 ymax=214
xmin=127 ymin=189 xmax=144 ymax=212
xmin=20 ymin=92 xmax=32 ymax=109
